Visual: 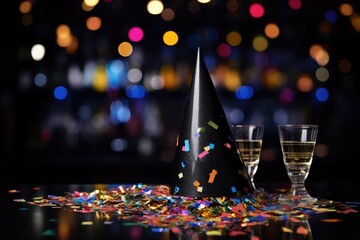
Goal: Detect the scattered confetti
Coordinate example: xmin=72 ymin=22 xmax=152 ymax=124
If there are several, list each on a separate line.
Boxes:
xmin=11 ymin=184 xmax=358 ymax=237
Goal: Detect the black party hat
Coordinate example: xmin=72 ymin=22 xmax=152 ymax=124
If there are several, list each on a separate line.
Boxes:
xmin=169 ymin=48 xmax=254 ymax=197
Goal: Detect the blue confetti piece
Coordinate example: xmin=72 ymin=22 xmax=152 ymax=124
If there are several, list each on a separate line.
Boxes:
xmin=262 ymin=206 xmax=278 ymax=211
xmin=184 ymin=139 xmax=190 ymax=151
xmin=231 ymin=187 xmax=237 ymax=193
xmin=174 ymin=186 xmax=179 ymax=193
xmin=209 ymin=143 xmax=214 ymax=149
xmin=247 ymin=205 xmax=256 ymax=211
xmin=255 ymin=215 xmax=267 ymax=222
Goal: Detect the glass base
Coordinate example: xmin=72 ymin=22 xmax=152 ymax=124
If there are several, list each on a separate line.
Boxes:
xmin=278 ymin=184 xmax=317 ymax=205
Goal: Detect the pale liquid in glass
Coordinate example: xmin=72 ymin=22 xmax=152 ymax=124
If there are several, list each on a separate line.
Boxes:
xmin=236 ymin=139 xmax=262 ymax=180
xmin=280 ymin=141 xmax=315 ymax=184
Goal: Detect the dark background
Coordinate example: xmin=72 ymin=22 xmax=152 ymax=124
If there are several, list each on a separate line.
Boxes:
xmin=1 ymin=0 xmax=360 ymax=187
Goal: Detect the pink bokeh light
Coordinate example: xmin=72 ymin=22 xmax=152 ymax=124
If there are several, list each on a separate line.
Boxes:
xmin=128 ymin=27 xmax=144 ymax=42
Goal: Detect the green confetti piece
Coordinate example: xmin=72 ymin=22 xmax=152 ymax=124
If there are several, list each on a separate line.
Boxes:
xmin=208 ymin=121 xmax=219 ymax=129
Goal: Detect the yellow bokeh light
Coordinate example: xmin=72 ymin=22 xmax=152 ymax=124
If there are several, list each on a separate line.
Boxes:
xmin=92 ymin=64 xmax=108 ymax=92
xmin=118 ymin=42 xmax=133 ymax=57
xmin=163 ymin=31 xmax=178 ymax=46
xmin=147 ymin=0 xmax=164 ymax=15
xmin=84 ymin=0 xmax=99 ymax=8
xmin=252 ymin=35 xmax=268 ymax=52
xmin=56 ymin=25 xmax=73 ymax=48
xmin=262 ymin=67 xmax=285 ymax=89
xmin=226 ymin=31 xmax=242 ymax=46
xmin=86 ymin=16 xmax=102 ymax=31
xmin=160 ymin=64 xmax=179 ymax=90
xmin=264 ymin=23 xmax=280 ymax=39
xmin=19 ymin=1 xmax=32 ymax=13
xmin=339 ymin=3 xmax=353 ymax=16
xmin=296 ymin=74 xmax=313 ymax=92
xmin=224 ymin=69 xmax=241 ymax=92
xmin=198 ymin=0 xmax=211 ymax=3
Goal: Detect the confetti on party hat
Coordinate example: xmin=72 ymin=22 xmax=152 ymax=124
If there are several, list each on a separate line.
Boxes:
xmin=169 ymin=48 xmax=254 ymax=197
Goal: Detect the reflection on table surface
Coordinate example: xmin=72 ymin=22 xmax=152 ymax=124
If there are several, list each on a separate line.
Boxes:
xmin=1 ymin=182 xmax=359 ymax=240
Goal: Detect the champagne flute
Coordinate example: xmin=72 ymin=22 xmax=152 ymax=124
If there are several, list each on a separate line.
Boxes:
xmin=278 ymin=124 xmax=318 ymax=204
xmin=231 ymin=124 xmax=264 ymax=191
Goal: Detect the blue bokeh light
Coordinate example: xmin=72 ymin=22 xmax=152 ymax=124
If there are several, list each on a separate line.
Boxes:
xmin=235 ymin=86 xmax=254 ymax=99
xmin=54 ymin=86 xmax=67 ymax=100
xmin=315 ymin=87 xmax=329 ymax=102
xmin=125 ymin=85 xmax=146 ymax=99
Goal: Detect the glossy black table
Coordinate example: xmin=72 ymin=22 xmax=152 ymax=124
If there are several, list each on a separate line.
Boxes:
xmin=1 ymin=181 xmax=359 ymax=240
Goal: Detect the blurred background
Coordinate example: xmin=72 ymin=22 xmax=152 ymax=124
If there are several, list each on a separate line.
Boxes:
xmin=1 ymin=0 xmax=360 ymax=185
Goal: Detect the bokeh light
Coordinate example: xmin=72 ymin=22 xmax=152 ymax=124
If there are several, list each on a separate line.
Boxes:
xmin=339 ymin=3 xmax=353 ymax=16
xmin=315 ymin=87 xmax=329 ymax=102
xmin=128 ymin=27 xmax=144 ymax=42
xmin=235 ymin=86 xmax=254 ymax=99
xmin=54 ymin=86 xmax=68 ymax=100
xmin=252 ymin=35 xmax=268 ymax=52
xmin=264 ymin=23 xmax=280 ymax=39
xmin=288 ymin=0 xmax=302 ymax=10
xmin=118 ymin=42 xmax=133 ymax=57
xmin=217 ymin=43 xmax=231 ymax=57
xmin=249 ymin=3 xmax=265 ymax=18
xmin=86 ymin=16 xmax=102 ymax=31
xmin=315 ymin=67 xmax=329 ymax=82
xmin=338 ymin=59 xmax=352 ymax=73
xmin=161 ymin=8 xmax=175 ymax=21
xmin=147 ymin=0 xmax=164 ymax=15
xmin=31 ymin=44 xmax=45 ymax=61
xmin=297 ymin=74 xmax=313 ymax=92
xmin=226 ymin=31 xmax=242 ymax=46
xmin=163 ymin=31 xmax=178 ymax=46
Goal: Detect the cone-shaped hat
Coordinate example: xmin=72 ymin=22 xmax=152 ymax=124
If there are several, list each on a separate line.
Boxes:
xmin=169 ymin=48 xmax=254 ymax=197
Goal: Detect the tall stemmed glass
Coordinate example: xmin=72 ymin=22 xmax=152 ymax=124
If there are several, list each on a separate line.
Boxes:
xmin=278 ymin=124 xmax=318 ymax=204
xmin=231 ymin=124 xmax=264 ymax=191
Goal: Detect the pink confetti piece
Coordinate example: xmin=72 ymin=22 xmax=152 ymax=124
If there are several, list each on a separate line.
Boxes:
xmin=198 ymin=150 xmax=209 ymax=158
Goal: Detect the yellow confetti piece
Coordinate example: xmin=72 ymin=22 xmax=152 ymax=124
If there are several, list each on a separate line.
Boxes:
xmin=313 ymin=208 xmax=337 ymax=212
xmin=81 ymin=221 xmax=93 ymax=225
xmin=8 ymin=189 xmax=20 ymax=193
xmin=206 ymin=230 xmax=222 ymax=236
xmin=282 ymin=226 xmax=293 ymax=233
xmin=208 ymin=121 xmax=219 ymax=129
xmin=178 ymin=172 xmax=183 ymax=179
xmin=197 ymin=127 xmax=205 ymax=132
xmin=13 ymin=199 xmax=26 ymax=202
xmin=197 ymin=186 xmax=203 ymax=192
xmin=204 ymin=145 xmax=211 ymax=151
